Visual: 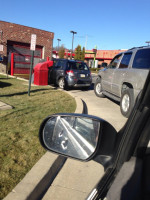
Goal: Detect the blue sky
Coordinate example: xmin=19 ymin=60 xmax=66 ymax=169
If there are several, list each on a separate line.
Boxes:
xmin=1 ymin=0 xmax=150 ymax=50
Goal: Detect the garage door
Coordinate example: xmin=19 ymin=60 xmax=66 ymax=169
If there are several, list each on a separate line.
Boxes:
xmin=7 ymin=41 xmax=43 ymax=79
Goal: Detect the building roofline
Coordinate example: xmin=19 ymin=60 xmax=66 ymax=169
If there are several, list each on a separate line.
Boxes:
xmin=0 ymin=20 xmax=54 ymax=35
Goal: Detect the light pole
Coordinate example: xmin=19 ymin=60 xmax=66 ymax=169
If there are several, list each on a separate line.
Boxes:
xmin=70 ymin=30 xmax=77 ymax=59
xmin=57 ymin=38 xmax=61 ymax=50
xmin=57 ymin=39 xmax=61 ymax=58
xmin=145 ymin=41 xmax=150 ymax=46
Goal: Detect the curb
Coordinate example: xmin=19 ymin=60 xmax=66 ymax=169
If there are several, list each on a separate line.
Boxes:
xmin=0 ymin=73 xmax=29 ymax=82
xmin=3 ymin=81 xmax=83 ymax=200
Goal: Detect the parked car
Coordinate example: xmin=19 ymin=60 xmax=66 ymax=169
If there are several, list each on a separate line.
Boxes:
xmin=39 ymin=69 xmax=150 ymax=200
xmin=48 ymin=59 xmax=92 ymax=89
xmin=94 ymin=46 xmax=150 ymax=117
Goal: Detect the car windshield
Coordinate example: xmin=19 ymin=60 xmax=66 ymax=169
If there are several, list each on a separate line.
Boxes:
xmin=68 ymin=62 xmax=89 ymax=70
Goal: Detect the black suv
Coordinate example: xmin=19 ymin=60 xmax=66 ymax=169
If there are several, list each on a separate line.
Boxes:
xmin=48 ymin=59 xmax=92 ymax=89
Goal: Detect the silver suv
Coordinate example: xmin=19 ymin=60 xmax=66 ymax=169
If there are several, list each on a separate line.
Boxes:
xmin=94 ymin=46 xmax=150 ymax=117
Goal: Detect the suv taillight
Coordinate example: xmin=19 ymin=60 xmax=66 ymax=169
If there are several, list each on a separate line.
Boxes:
xmin=66 ymin=70 xmax=74 ymax=76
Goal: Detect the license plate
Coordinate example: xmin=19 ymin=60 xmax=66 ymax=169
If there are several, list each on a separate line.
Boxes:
xmin=80 ymin=74 xmax=85 ymax=78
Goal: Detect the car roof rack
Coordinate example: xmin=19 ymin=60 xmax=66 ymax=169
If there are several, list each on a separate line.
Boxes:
xmin=128 ymin=46 xmax=149 ymax=50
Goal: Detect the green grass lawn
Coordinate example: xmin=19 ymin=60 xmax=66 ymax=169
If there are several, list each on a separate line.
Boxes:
xmin=0 ymin=75 xmax=76 ymax=199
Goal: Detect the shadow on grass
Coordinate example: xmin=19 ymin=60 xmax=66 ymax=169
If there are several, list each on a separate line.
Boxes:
xmin=0 ymin=81 xmax=12 ymax=88
xmin=0 ymin=88 xmax=51 ymax=97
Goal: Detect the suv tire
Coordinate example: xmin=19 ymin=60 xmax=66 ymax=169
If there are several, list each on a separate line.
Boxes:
xmin=120 ymin=88 xmax=134 ymax=118
xmin=58 ymin=77 xmax=65 ymax=89
xmin=94 ymin=78 xmax=105 ymax=97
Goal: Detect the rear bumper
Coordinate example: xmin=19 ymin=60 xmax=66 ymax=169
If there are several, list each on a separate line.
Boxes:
xmin=67 ymin=78 xmax=92 ymax=87
xmin=73 ymin=83 xmax=91 ymax=87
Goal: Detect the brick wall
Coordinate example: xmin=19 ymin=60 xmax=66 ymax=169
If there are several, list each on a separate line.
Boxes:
xmin=0 ymin=21 xmax=54 ymax=73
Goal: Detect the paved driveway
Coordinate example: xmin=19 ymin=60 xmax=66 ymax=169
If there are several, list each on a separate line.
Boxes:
xmin=43 ymin=80 xmax=127 ymax=200
xmin=68 ymin=85 xmax=127 ymax=132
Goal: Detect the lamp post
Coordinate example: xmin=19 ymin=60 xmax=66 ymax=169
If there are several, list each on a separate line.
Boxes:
xmin=70 ymin=30 xmax=77 ymax=59
xmin=57 ymin=39 xmax=61 ymax=58
xmin=57 ymin=38 xmax=61 ymax=50
xmin=145 ymin=41 xmax=150 ymax=46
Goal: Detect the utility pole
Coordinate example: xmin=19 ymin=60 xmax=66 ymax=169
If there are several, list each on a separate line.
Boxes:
xmin=70 ymin=30 xmax=77 ymax=59
xmin=85 ymin=35 xmax=88 ymax=50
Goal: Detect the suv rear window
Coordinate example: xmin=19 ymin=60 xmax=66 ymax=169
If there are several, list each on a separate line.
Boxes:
xmin=132 ymin=49 xmax=150 ymax=69
xmin=68 ymin=62 xmax=89 ymax=71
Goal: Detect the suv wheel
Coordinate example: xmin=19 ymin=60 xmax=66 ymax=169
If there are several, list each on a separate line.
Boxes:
xmin=120 ymin=88 xmax=134 ymax=118
xmin=58 ymin=78 xmax=65 ymax=89
xmin=94 ymin=78 xmax=105 ymax=97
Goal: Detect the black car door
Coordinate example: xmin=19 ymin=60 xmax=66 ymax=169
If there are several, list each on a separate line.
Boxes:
xmin=50 ymin=60 xmax=66 ymax=85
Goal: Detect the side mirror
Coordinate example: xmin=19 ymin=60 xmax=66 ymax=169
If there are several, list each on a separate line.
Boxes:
xmin=39 ymin=113 xmax=118 ymax=165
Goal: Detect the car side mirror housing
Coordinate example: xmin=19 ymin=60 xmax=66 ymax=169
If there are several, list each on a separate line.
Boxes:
xmin=39 ymin=113 xmax=118 ymax=167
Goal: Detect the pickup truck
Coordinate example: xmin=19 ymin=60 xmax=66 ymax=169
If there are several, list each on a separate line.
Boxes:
xmin=94 ymin=46 xmax=150 ymax=117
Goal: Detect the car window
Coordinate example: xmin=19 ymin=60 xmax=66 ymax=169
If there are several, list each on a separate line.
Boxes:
xmin=108 ymin=54 xmax=122 ymax=69
xmin=132 ymin=49 xmax=150 ymax=69
xmin=118 ymin=53 xmax=132 ymax=69
xmin=54 ymin=60 xmax=65 ymax=69
xmin=68 ymin=62 xmax=89 ymax=71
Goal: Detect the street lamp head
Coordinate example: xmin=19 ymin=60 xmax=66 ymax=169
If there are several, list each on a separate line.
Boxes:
xmin=70 ymin=30 xmax=77 ymax=34
xmin=57 ymin=38 xmax=61 ymax=41
xmin=145 ymin=41 xmax=150 ymax=46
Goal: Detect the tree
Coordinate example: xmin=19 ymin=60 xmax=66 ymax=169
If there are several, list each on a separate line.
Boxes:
xmin=74 ymin=45 xmax=85 ymax=61
xmin=74 ymin=45 xmax=82 ymax=60
xmin=58 ymin=45 xmax=65 ymax=58
xmin=81 ymin=47 xmax=85 ymax=61
xmin=65 ymin=52 xmax=68 ymax=59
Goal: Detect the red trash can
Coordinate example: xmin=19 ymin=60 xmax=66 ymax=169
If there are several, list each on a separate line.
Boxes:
xmin=34 ymin=63 xmax=48 ymax=85
xmin=34 ymin=61 xmax=53 ymax=85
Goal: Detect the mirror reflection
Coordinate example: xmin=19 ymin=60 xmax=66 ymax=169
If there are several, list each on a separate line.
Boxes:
xmin=43 ymin=116 xmax=100 ymax=160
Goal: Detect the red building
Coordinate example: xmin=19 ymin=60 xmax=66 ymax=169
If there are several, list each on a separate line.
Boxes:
xmin=52 ymin=49 xmax=126 ymax=67
xmin=0 ymin=21 xmax=54 ymax=78
xmin=85 ymin=49 xmax=126 ymax=67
